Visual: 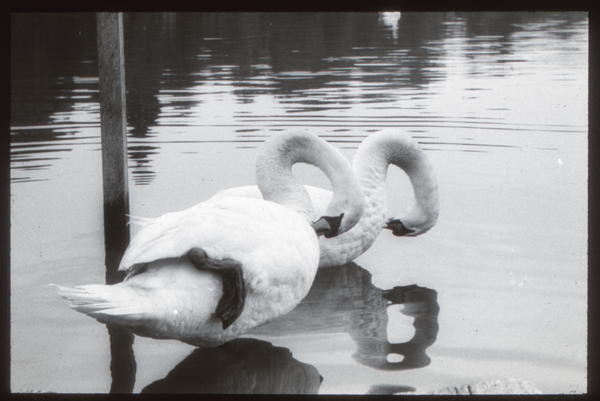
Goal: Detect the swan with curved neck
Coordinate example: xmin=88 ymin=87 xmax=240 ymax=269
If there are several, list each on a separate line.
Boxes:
xmin=254 ymin=130 xmax=365 ymax=237
xmin=55 ymin=130 xmax=365 ymax=347
xmin=213 ymin=129 xmax=439 ymax=268
xmin=321 ymin=129 xmax=438 ymax=266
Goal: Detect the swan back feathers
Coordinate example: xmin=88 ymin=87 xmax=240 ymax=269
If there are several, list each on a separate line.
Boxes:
xmin=119 ymin=197 xmax=319 ymax=276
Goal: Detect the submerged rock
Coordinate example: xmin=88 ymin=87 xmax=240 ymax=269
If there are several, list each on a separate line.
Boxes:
xmin=415 ymin=378 xmax=542 ymax=395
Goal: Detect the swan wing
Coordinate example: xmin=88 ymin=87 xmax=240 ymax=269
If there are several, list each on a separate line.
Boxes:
xmin=210 ymin=185 xmax=262 ymax=200
xmin=119 ymin=197 xmax=319 ymax=289
xmin=209 ymin=184 xmax=333 ymax=218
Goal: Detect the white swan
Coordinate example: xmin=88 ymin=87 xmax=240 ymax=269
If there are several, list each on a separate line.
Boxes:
xmin=213 ymin=129 xmax=439 ymax=268
xmin=55 ymin=130 xmax=365 ymax=348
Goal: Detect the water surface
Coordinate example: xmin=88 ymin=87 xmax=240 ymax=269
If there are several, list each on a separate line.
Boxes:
xmin=11 ymin=12 xmax=587 ymax=394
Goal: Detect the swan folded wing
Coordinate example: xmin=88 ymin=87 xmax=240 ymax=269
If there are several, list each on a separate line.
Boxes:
xmin=209 ymin=185 xmax=261 ymax=201
xmin=209 ymin=184 xmax=333 ymax=222
xmin=118 ymin=198 xmax=319 ymax=283
xmin=119 ymin=201 xmax=250 ymax=270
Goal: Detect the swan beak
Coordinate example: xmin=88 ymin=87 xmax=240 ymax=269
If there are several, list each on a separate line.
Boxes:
xmin=384 ymin=218 xmax=415 ymax=237
xmin=312 ymin=214 xmax=344 ymax=238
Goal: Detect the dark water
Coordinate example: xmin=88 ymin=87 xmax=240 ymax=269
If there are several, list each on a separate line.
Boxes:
xmin=11 ymin=12 xmax=587 ymax=394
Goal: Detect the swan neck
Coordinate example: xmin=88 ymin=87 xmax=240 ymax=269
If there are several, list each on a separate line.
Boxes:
xmin=255 ymin=131 xmax=361 ymax=221
xmin=354 ymin=131 xmax=438 ymax=222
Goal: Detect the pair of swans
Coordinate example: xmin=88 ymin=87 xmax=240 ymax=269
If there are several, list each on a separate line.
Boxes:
xmin=212 ymin=128 xmax=439 ymax=267
xmin=56 ymin=129 xmax=438 ymax=348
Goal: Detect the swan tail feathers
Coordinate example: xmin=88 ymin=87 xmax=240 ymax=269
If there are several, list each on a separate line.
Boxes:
xmin=52 ymin=284 xmax=146 ymax=326
xmin=126 ymin=214 xmax=156 ymax=227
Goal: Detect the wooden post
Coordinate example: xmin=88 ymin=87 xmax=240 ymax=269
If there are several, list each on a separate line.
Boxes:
xmin=97 ymin=12 xmax=130 ymax=284
xmin=96 ymin=12 xmax=136 ymax=394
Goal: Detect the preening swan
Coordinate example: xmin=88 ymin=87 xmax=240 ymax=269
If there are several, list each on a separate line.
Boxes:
xmin=55 ymin=130 xmax=365 ymax=347
xmin=213 ymin=129 xmax=439 ymax=268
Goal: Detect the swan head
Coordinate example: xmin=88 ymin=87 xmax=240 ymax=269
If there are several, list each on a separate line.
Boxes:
xmin=385 ymin=217 xmax=436 ymax=237
xmin=312 ymin=214 xmax=343 ymax=238
xmin=384 ymin=202 xmax=438 ymax=237
xmin=385 ymin=218 xmax=415 ymax=236
xmin=312 ymin=190 xmax=365 ymax=238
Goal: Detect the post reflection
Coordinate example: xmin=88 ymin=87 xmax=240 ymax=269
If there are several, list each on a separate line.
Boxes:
xmin=251 ymin=262 xmax=440 ymax=371
xmin=141 ymin=338 xmax=322 ymax=394
xmin=378 ymin=12 xmax=401 ymax=40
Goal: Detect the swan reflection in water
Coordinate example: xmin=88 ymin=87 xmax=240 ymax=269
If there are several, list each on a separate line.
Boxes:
xmin=142 ymin=263 xmax=438 ymax=394
xmin=142 ymin=338 xmax=322 ymax=394
xmin=251 ymin=262 xmax=440 ymax=371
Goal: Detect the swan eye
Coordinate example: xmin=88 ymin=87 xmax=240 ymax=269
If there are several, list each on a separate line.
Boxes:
xmin=384 ymin=219 xmax=415 ymax=237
